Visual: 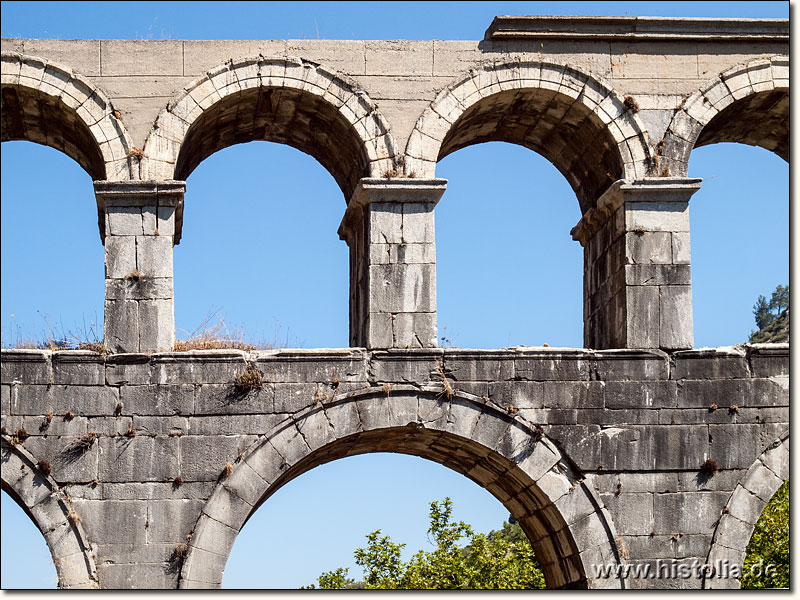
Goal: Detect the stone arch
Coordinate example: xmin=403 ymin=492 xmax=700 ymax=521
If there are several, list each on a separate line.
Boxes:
xmin=661 ymin=55 xmax=788 ymax=177
xmin=0 ymin=52 xmax=134 ymax=181
xmin=703 ymin=430 xmax=788 ymax=589
xmin=0 ymin=436 xmax=98 ymax=589
xmin=178 ymin=387 xmax=623 ymax=589
xmin=405 ymin=61 xmax=652 ymax=213
xmin=142 ymin=56 xmax=397 ymax=200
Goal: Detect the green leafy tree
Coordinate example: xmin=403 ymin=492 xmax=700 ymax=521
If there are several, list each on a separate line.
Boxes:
xmin=749 ymin=284 xmax=789 ymax=343
xmin=741 ymin=479 xmax=789 ymax=589
xmin=305 ymin=498 xmax=545 ymax=589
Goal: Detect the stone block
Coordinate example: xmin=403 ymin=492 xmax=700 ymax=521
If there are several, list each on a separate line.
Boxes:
xmin=188 ymin=414 xmax=282 ymax=436
xmin=47 ymin=384 xmax=119 ymax=416
xmin=488 ymin=381 xmax=543 ymax=410
xmin=135 ymin=235 xmax=174 ymax=278
xmin=671 ymin=349 xmax=750 ymax=380
xmin=180 ymin=435 xmax=255 ymax=482
xmin=180 ymin=545 xmax=225 ymax=585
xmin=1 ymin=351 xmax=52 ymax=385
xmin=741 ymin=460 xmax=783 ymax=504
xmin=543 ymin=381 xmax=604 ymax=409
xmin=601 ymin=492 xmax=654 ymax=535
xmin=677 ymin=379 xmax=752 ymax=409
xmin=594 ymin=350 xmax=668 ymax=381
xmin=370 ymin=350 xmax=442 ymax=383
xmin=652 ymin=491 xmax=729 ymax=535
xmin=131 ymin=416 xmax=188 ymax=435
xmin=105 ymin=277 xmax=174 ymax=301
xmin=152 ymin=354 xmax=248 ymax=385
xmin=368 ymin=203 xmax=403 ymax=244
xmin=97 ymin=435 xmax=180 ymax=482
xmin=106 ymin=355 xmax=152 ymax=385
xmin=52 ymin=354 xmax=105 ymax=386
xmin=624 ymin=264 xmax=691 ymax=286
xmin=604 ymin=380 xmax=676 ymax=409
xmin=514 ymin=351 xmax=591 ymax=381
xmin=8 ymin=384 xmax=50 ymax=415
xmin=726 ymin=484 xmax=763 ymax=525
xmin=659 ymin=286 xmax=692 ymax=350
xmin=99 ymin=40 xmax=183 ymax=76
xmin=401 ymin=203 xmax=435 ymax=243
xmin=626 ymin=286 xmax=660 ymax=348
xmin=625 ymin=231 xmax=673 ymax=265
xmin=366 ymin=313 xmax=394 ymax=349
xmin=120 ymin=384 xmax=194 ymax=416
xmin=96 ymin=563 xmax=177 ymax=589
xmin=625 ymin=201 xmax=689 ymax=232
xmin=392 ymin=312 xmax=437 ymax=348
xmin=365 ymin=40 xmax=434 ymax=77
xmin=105 ymin=300 xmax=140 ymax=354
xmin=146 ymin=499 xmax=205 ymax=543
xmin=369 ymin=263 xmax=435 ymax=313
xmin=106 ymin=207 xmax=143 ymax=236
xmin=255 ymin=351 xmax=367 ymax=384
xmin=194 ymin=383 xmax=271 ymax=416
xmin=71 ymin=498 xmax=147 ymax=545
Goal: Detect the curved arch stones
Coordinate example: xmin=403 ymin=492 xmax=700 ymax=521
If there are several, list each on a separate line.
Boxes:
xmin=703 ymin=430 xmax=789 ymax=589
xmin=178 ymin=388 xmax=624 ymax=590
xmin=661 ymin=55 xmax=788 ymax=176
xmin=1 ymin=436 xmax=99 ymax=589
xmin=0 ymin=52 xmax=134 ymax=181
xmin=405 ymin=60 xmax=653 ymax=212
xmin=142 ymin=56 xmax=397 ymax=198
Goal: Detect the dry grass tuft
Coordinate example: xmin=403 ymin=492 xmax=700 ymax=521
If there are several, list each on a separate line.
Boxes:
xmin=115 ymin=403 xmax=123 ymax=416
xmin=67 ymin=511 xmax=82 ymax=526
xmin=37 ymin=459 xmax=52 ymax=476
xmin=125 ymin=428 xmax=137 ymax=438
xmin=64 ymin=411 xmax=75 ymax=421
xmin=436 ymin=361 xmax=454 ymax=400
xmin=728 ymin=405 xmax=739 ymax=414
xmin=173 ymin=476 xmax=183 ymax=487
xmin=222 ymin=462 xmax=234 ymax=478
xmin=13 ymin=428 xmax=29 ymax=444
xmin=174 ymin=309 xmax=272 ymax=351
xmin=700 ymin=458 xmax=719 ymax=477
xmin=234 ymin=364 xmax=264 ymax=394
xmin=506 ymin=404 xmax=519 ymax=415
xmin=123 ymin=269 xmax=142 ymax=282
xmin=623 ymin=95 xmax=640 ymax=113
xmin=127 ymin=146 xmax=145 ymax=160
xmin=708 ymin=403 xmax=718 ymax=412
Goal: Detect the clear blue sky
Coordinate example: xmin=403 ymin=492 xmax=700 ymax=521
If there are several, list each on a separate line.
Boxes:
xmin=0 ymin=0 xmax=790 ymax=590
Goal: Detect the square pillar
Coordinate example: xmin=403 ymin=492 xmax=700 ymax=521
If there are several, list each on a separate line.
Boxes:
xmin=338 ymin=178 xmax=446 ymax=348
xmin=571 ymin=178 xmax=701 ymax=351
xmin=94 ymin=181 xmax=185 ymax=353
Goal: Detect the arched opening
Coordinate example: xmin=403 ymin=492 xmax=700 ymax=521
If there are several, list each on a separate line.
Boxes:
xmin=1 ymin=141 xmax=103 ymax=348
xmin=688 ymin=119 xmax=787 ymax=347
xmin=436 ymin=87 xmax=624 ymax=214
xmin=174 ymin=141 xmax=349 ymax=348
xmin=1 ymin=84 xmax=106 ymax=180
xmin=436 ymin=142 xmax=583 ymax=348
xmin=174 ymin=86 xmax=370 ymax=202
xmin=223 ymin=452 xmax=535 ymax=588
xmin=180 ymin=390 xmax=623 ymax=589
xmin=0 ymin=488 xmax=58 ymax=588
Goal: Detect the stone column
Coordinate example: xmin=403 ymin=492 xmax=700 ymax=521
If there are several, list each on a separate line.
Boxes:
xmin=94 ymin=181 xmax=185 ymax=354
xmin=571 ymin=178 xmax=701 ymax=351
xmin=338 ymin=178 xmax=446 ymax=349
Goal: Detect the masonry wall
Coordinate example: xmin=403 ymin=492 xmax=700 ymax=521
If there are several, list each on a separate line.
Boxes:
xmin=0 ymin=345 xmax=789 ymax=588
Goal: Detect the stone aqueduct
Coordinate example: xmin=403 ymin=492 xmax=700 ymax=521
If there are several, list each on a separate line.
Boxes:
xmin=0 ymin=17 xmax=789 ymax=589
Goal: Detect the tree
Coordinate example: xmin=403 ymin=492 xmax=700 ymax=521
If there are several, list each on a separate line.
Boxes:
xmin=749 ymin=284 xmax=789 ymax=343
xmin=741 ymin=479 xmax=789 ymax=589
xmin=304 ymin=498 xmax=546 ymax=589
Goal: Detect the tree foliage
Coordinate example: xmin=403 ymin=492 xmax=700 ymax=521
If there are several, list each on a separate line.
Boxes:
xmin=741 ymin=479 xmax=789 ymax=589
xmin=749 ymin=284 xmax=789 ymax=343
xmin=304 ymin=498 xmax=546 ymax=589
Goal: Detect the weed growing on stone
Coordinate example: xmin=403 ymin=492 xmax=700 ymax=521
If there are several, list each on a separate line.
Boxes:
xmin=234 ymin=364 xmax=264 ymax=394
xmin=37 ymin=459 xmax=52 ymax=476
xmin=67 ymin=511 xmax=82 ymax=526
xmin=222 ymin=462 xmax=234 ymax=478
xmin=700 ymin=458 xmax=719 ymax=477
xmin=623 ymin=95 xmax=640 ymax=113
xmin=436 ymin=361 xmax=454 ymax=400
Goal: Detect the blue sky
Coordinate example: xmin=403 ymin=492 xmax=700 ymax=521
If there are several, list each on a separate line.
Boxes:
xmin=0 ymin=0 xmax=790 ymax=590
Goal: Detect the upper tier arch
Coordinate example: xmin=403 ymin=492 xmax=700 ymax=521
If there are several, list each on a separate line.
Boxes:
xmin=660 ymin=55 xmax=788 ymax=176
xmin=142 ymin=56 xmax=397 ymax=200
xmin=0 ymin=52 xmax=133 ymax=181
xmin=405 ymin=61 xmax=653 ymax=214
